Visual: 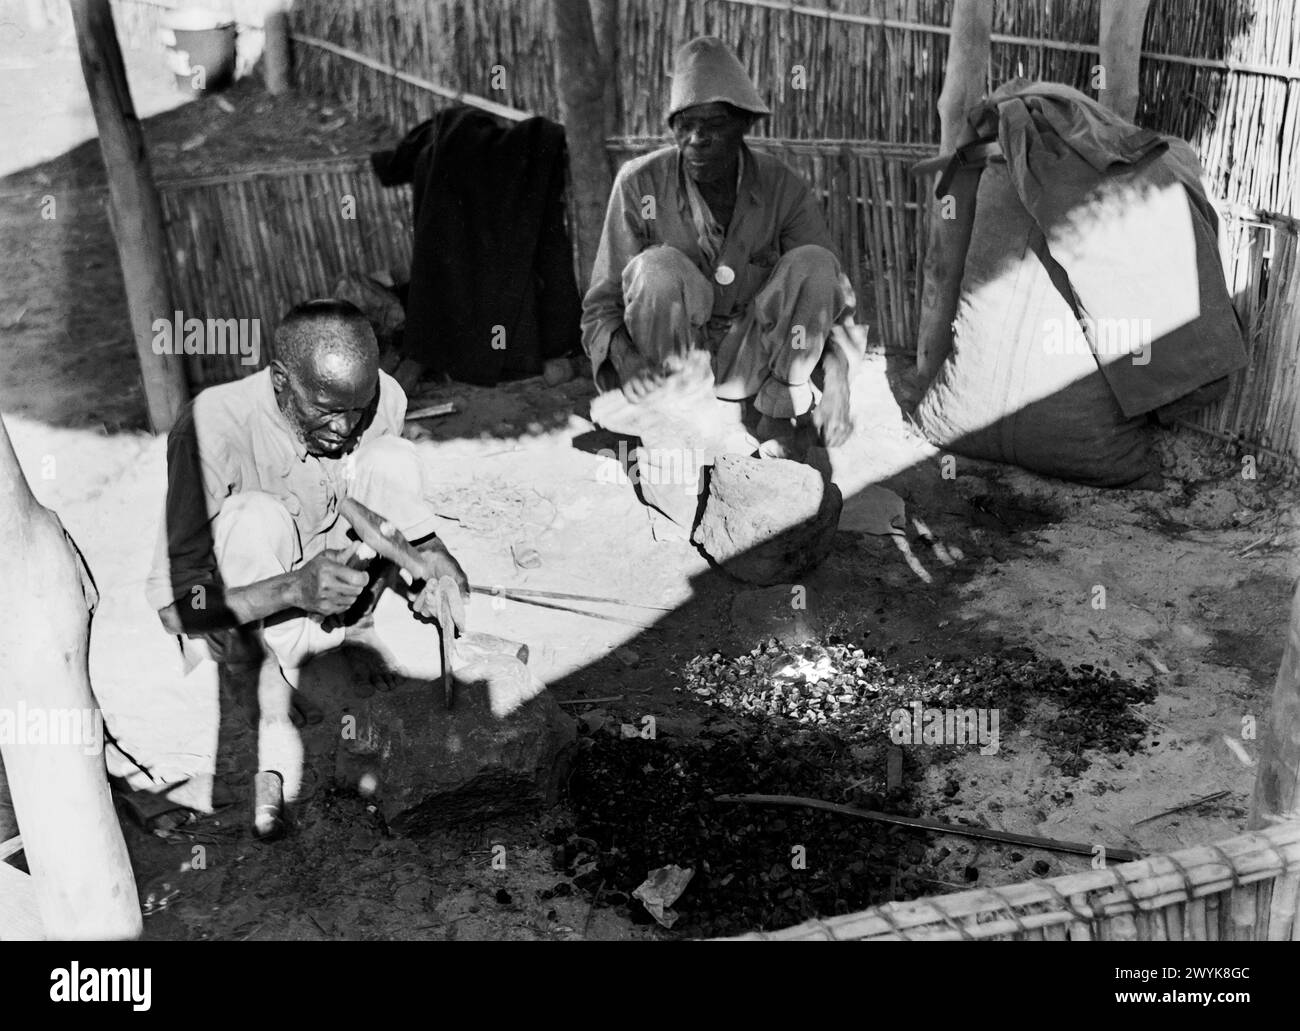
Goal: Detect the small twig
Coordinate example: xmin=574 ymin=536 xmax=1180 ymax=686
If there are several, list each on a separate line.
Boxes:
xmin=1237 ymin=534 xmax=1274 ymax=556
xmin=470 ymin=584 xmax=676 ymax=611
xmin=558 ymin=695 xmax=624 ymax=707
xmin=715 ymin=793 xmax=1143 ymax=863
xmin=583 ymin=879 xmax=605 ymax=939
xmin=482 ymin=593 xmax=655 ymax=628
xmin=1133 ymin=790 xmax=1231 ymax=826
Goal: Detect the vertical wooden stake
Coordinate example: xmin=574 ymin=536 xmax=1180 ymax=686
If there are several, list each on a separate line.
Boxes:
xmin=552 ymin=0 xmax=615 ymax=290
xmin=70 ymin=0 xmax=187 ymax=433
xmin=263 ymin=5 xmax=292 ymax=95
xmin=1251 ymin=582 xmax=1300 ymax=829
xmin=915 ymin=0 xmax=992 ymax=384
xmin=0 ymin=414 xmax=142 ymax=939
xmin=590 ymin=0 xmax=619 ymax=141
xmin=1098 ymin=0 xmax=1152 ymax=122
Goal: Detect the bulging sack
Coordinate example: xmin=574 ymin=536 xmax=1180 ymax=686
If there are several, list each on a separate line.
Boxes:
xmin=914 ymin=163 xmax=1161 ymax=489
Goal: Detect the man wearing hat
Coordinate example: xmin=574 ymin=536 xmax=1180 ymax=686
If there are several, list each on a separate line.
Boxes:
xmin=581 ymin=36 xmax=862 ymax=453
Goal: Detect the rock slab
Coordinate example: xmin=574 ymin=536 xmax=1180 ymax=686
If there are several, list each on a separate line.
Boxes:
xmin=335 ymin=671 xmax=577 ymax=835
xmin=692 ymin=455 xmax=843 ymax=585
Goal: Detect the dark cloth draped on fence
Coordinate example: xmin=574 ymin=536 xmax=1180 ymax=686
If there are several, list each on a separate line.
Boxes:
xmin=372 ymin=106 xmax=582 ymax=384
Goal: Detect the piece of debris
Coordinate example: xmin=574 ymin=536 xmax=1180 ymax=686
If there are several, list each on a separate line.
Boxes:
xmin=1138 ymin=649 xmax=1170 ymax=675
xmin=578 ymin=708 xmax=609 ymax=733
xmin=1222 ymin=735 xmax=1255 ymax=767
xmin=406 ymin=401 xmax=458 ymax=421
xmin=511 ymin=541 xmax=543 ymax=570
xmin=631 ymin=865 xmax=695 ymax=928
xmin=179 ymin=132 xmax=206 ymax=152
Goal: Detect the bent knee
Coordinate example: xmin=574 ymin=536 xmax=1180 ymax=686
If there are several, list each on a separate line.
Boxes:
xmin=623 ymin=245 xmax=701 ymax=294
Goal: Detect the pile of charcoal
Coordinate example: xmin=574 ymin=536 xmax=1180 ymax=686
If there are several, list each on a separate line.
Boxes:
xmin=561 ymin=723 xmax=927 ymax=938
xmin=679 ymin=636 xmax=1156 ymax=775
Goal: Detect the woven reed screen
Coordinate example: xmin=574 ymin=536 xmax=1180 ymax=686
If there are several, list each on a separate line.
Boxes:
xmin=717 ymin=821 xmax=1300 ymax=941
xmin=292 ymin=0 xmax=1300 ymax=217
xmin=157 ymin=160 xmax=412 ymax=390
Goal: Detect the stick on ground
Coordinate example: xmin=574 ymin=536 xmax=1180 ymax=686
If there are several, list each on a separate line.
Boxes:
xmin=715 ymin=793 xmax=1144 ymax=863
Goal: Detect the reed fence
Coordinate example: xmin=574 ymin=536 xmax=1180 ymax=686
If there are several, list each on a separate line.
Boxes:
xmin=721 ymin=820 xmax=1300 ymax=940
xmin=294 ymin=0 xmax=1300 ymax=216
xmin=156 ymin=157 xmax=412 ymax=389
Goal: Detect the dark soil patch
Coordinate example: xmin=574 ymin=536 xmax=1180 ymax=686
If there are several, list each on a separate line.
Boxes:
xmin=562 ymin=722 xmax=924 ymax=938
xmin=559 ymin=637 xmax=1156 ymax=938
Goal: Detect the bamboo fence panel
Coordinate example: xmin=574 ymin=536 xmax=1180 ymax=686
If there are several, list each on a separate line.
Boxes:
xmin=293 ymin=0 xmax=1300 ymax=216
xmin=719 ymin=820 xmax=1300 ymax=940
xmin=156 ymin=158 xmax=413 ymax=389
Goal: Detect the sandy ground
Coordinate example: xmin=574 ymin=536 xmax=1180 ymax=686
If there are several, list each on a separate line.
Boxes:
xmin=3 ymin=25 xmax=1297 ymax=940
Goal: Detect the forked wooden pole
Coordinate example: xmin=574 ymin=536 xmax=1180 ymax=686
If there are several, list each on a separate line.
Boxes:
xmin=914 ymin=0 xmax=992 ymax=384
xmin=0 ymin=413 xmax=141 ymax=939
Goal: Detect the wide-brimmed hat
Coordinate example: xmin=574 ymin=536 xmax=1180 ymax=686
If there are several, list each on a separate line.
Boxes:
xmin=666 ymin=36 xmax=770 ymax=122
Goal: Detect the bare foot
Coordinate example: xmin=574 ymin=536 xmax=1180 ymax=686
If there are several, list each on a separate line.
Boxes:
xmin=291 ymin=692 xmax=324 ymax=726
xmin=343 ymin=624 xmax=401 ymax=696
xmin=755 ymin=414 xmax=816 ymax=462
xmin=813 ymin=336 xmax=855 ymax=448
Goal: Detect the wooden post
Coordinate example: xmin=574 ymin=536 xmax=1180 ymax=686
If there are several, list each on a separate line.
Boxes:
xmin=263 ymin=5 xmax=292 ymax=95
xmin=0 ymin=413 xmax=142 ymax=939
xmin=1251 ymin=582 xmax=1300 ymax=829
xmin=552 ymin=0 xmax=615 ymax=290
xmin=1098 ymin=0 xmax=1152 ymax=122
xmin=915 ymin=0 xmax=992 ymax=385
xmin=590 ymin=0 xmax=619 ymax=141
xmin=70 ymin=0 xmax=187 ymax=433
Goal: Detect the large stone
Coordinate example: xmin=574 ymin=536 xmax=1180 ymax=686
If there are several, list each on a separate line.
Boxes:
xmin=335 ymin=665 xmax=577 ymax=835
xmin=692 ymin=455 xmax=843 ymax=585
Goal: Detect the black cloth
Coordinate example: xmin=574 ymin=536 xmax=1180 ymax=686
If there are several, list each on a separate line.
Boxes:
xmin=372 ymin=106 xmax=582 ymax=384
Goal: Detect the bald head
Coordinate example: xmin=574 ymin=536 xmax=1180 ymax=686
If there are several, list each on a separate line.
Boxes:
xmin=271 ymin=299 xmax=381 ymax=456
xmin=276 ymin=299 xmax=378 ymax=376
